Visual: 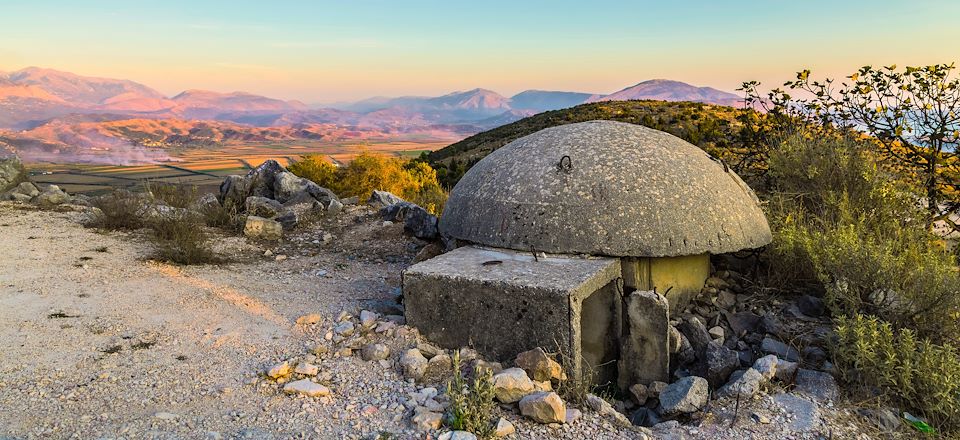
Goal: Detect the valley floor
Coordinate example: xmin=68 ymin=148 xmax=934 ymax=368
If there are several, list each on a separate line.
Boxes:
xmin=0 ymin=203 xmax=878 ymax=440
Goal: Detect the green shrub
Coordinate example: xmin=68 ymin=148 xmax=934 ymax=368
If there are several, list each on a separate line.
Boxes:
xmin=834 ymin=314 xmax=960 ymax=431
xmin=447 ymin=352 xmax=496 ymax=438
xmin=765 ymin=133 xmax=960 ymax=340
xmin=86 ymin=190 xmax=146 ymax=230
xmin=149 ymin=211 xmax=218 ymax=265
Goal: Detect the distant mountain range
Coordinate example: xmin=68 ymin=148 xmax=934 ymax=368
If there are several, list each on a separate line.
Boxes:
xmin=0 ymin=67 xmax=744 ymax=163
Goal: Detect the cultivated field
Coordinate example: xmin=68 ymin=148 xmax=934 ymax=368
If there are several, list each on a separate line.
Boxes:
xmin=27 ymin=140 xmax=448 ymax=195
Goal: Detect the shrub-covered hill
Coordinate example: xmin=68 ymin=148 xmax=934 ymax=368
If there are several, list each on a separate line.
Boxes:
xmin=427 ymin=100 xmax=749 ymax=186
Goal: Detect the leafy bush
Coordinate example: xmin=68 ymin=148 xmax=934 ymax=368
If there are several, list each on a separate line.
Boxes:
xmin=149 ymin=211 xmax=218 ymax=265
xmin=447 ymin=352 xmax=496 ymax=438
xmin=765 ymin=133 xmax=960 ymax=340
xmin=86 ymin=190 xmax=146 ymax=230
xmin=834 ymin=314 xmax=960 ymax=431
xmin=289 ymin=152 xmax=448 ymax=214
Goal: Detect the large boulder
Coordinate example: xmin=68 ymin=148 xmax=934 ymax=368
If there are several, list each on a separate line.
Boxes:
xmin=368 ymin=190 xmax=403 ymax=208
xmin=247 ymin=160 xmax=285 ymax=199
xmin=219 ymin=175 xmax=251 ymax=211
xmin=34 ymin=185 xmax=71 ymax=207
xmin=0 ymin=151 xmax=26 ymax=193
xmin=381 ymin=202 xmax=439 ymax=240
xmin=245 ymin=196 xmax=283 ymax=218
xmin=492 ymin=368 xmax=536 ymax=403
xmin=273 ymin=171 xmax=338 ymax=206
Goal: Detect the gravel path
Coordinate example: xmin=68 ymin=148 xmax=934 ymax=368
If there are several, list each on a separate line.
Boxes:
xmin=0 ymin=203 xmax=879 ymax=440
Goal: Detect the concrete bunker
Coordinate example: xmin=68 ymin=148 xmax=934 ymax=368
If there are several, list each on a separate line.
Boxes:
xmin=404 ymin=120 xmax=772 ymax=389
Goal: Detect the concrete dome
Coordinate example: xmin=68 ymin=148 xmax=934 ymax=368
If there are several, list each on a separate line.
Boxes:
xmin=439 ymin=120 xmax=772 ymax=257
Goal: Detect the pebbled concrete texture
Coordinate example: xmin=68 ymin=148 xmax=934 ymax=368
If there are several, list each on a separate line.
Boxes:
xmin=440 ymin=120 xmax=772 ymax=258
xmin=402 ymin=245 xmax=621 ymax=383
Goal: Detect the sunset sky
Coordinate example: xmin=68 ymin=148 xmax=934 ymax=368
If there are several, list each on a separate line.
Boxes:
xmin=2 ymin=0 xmax=958 ymax=102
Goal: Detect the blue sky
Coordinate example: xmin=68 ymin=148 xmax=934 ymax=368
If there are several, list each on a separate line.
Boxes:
xmin=1 ymin=0 xmax=957 ymax=101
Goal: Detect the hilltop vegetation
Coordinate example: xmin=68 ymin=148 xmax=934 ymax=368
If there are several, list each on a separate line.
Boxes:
xmin=427 ymin=100 xmax=747 ymax=187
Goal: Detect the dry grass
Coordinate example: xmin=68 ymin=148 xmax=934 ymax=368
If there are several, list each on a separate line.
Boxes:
xmin=148 ymin=211 xmax=220 ymax=265
xmin=85 ymin=190 xmax=146 ymax=230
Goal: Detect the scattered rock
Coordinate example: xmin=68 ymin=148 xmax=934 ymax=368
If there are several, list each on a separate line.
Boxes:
xmin=647 ymin=381 xmax=667 ymax=400
xmin=0 ymin=151 xmax=26 ymax=193
xmin=245 ymin=196 xmax=283 ymax=218
xmin=492 ymin=368 xmax=536 ymax=403
xmin=35 ymin=186 xmax=71 ymax=206
xmin=796 ymin=295 xmax=825 ymax=317
xmin=760 ymin=336 xmax=800 ymax=362
xmin=494 ymin=417 xmax=516 ymax=437
xmin=380 ymin=202 xmax=439 ymax=240
xmin=629 ymin=383 xmax=648 ymax=405
xmin=519 ymin=391 xmax=566 ymax=424
xmin=708 ymin=326 xmax=725 ymax=341
xmin=586 ymin=393 xmax=631 ymax=427
xmin=361 ymin=343 xmax=390 ymax=361
xmin=359 ymin=310 xmax=378 ymax=328
xmin=751 ymin=412 xmax=771 ymax=424
xmin=439 ymin=431 xmax=477 ymax=440
xmin=266 ymin=361 xmax=291 ymax=379
xmin=752 ymin=354 xmax=778 ymax=380
xmin=657 ymin=376 xmax=708 ymax=416
xmin=424 ymin=353 xmax=452 ymax=380
xmin=775 ymin=359 xmax=798 ymax=382
xmin=368 ymin=190 xmax=403 ymax=208
xmin=243 ymin=216 xmax=283 ymax=240
xmin=703 ymin=341 xmax=739 ymax=388
xmin=794 ymin=369 xmax=839 ymax=401
xmin=718 ymin=368 xmax=763 ymax=398
xmin=858 ymin=407 xmax=900 ymax=431
xmin=668 ymin=326 xmax=682 ymax=353
xmin=400 ymin=348 xmax=429 ymax=381
xmin=333 ymin=321 xmax=355 ymax=336
xmin=294 ymin=363 xmax=319 ymax=376
xmin=515 ymin=347 xmax=564 ymax=382
xmin=282 ymin=379 xmax=330 ymax=397
xmin=411 ymin=410 xmax=443 ymax=430
xmin=564 ymin=408 xmax=582 ymax=424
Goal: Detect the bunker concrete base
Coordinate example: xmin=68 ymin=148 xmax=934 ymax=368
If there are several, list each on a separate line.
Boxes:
xmin=402 ymin=246 xmax=621 ymax=385
xmin=621 ymin=253 xmax=710 ymax=313
xmin=618 ymin=290 xmax=670 ymax=388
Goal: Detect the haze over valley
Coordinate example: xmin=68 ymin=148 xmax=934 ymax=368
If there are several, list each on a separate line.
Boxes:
xmin=0 ymin=66 xmax=742 ymax=164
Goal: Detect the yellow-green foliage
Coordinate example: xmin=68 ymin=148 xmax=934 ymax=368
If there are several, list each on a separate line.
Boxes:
xmin=289 ymin=153 xmax=447 ymax=214
xmin=766 ymin=133 xmax=960 ymax=340
xmin=834 ymin=314 xmax=960 ymax=430
xmin=447 ymin=352 xmax=497 ymax=438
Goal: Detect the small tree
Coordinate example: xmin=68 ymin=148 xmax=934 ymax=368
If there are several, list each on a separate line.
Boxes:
xmin=743 ymin=64 xmax=960 ymax=232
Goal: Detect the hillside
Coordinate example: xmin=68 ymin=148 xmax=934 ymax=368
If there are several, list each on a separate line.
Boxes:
xmin=428 ymin=100 xmax=746 ymax=185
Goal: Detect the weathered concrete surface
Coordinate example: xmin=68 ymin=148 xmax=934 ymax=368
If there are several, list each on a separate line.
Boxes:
xmin=618 ymin=290 xmax=669 ymax=388
xmin=622 ymin=253 xmax=710 ymax=312
xmin=440 ymin=120 xmax=772 ymax=257
xmin=403 ymin=246 xmax=620 ymax=384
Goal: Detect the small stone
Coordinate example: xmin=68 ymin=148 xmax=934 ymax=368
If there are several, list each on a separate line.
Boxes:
xmin=752 ymin=354 xmax=779 ymax=380
xmin=515 ymin=347 xmax=565 ymax=382
xmin=333 ymin=321 xmax=355 ymax=336
xmin=266 ymin=361 xmax=291 ymax=379
xmin=565 ymin=408 xmax=582 ymax=424
xmin=359 ymin=310 xmax=379 ymax=328
xmin=794 ymin=369 xmax=839 ymax=401
xmin=411 ymin=411 xmax=442 ymax=430
xmin=629 ymin=383 xmax=648 ymax=405
xmin=417 ymin=342 xmax=443 ymax=358
xmin=310 ymin=344 xmax=329 ymax=356
xmin=657 ymin=376 xmax=708 ymax=416
xmin=647 ymin=381 xmax=668 ymax=400
xmin=283 ymin=379 xmax=330 ymax=397
xmin=337 ymin=347 xmax=353 ymax=357
xmin=492 ymin=368 xmax=536 ymax=403
xmin=296 ymin=314 xmax=322 ymax=325
xmin=519 ymin=392 xmax=566 ymax=424
xmin=494 ymin=417 xmax=516 ymax=436
xmin=718 ymin=368 xmax=763 ymax=398
xmin=400 ymin=348 xmax=429 ymax=381
xmin=668 ymin=326 xmax=682 ymax=353
xmin=439 ymin=431 xmax=477 ymax=440
xmin=294 ymin=363 xmax=319 ymax=376
xmin=424 ymin=353 xmax=452 ymax=380
xmin=243 ymin=216 xmax=283 ymax=240
xmin=708 ymin=326 xmax=725 ymax=341
xmin=153 ymin=412 xmax=179 ymax=420
xmin=760 ymin=336 xmax=800 ymax=362
xmin=751 ymin=412 xmax=771 ymax=424
xmin=361 ymin=343 xmax=390 ymax=361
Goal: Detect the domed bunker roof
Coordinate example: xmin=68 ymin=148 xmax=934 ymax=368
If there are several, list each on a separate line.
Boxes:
xmin=439 ymin=120 xmax=772 ymax=257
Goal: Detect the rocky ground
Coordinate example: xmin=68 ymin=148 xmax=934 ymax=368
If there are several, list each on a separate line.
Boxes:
xmin=0 ymin=196 xmax=901 ymax=440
